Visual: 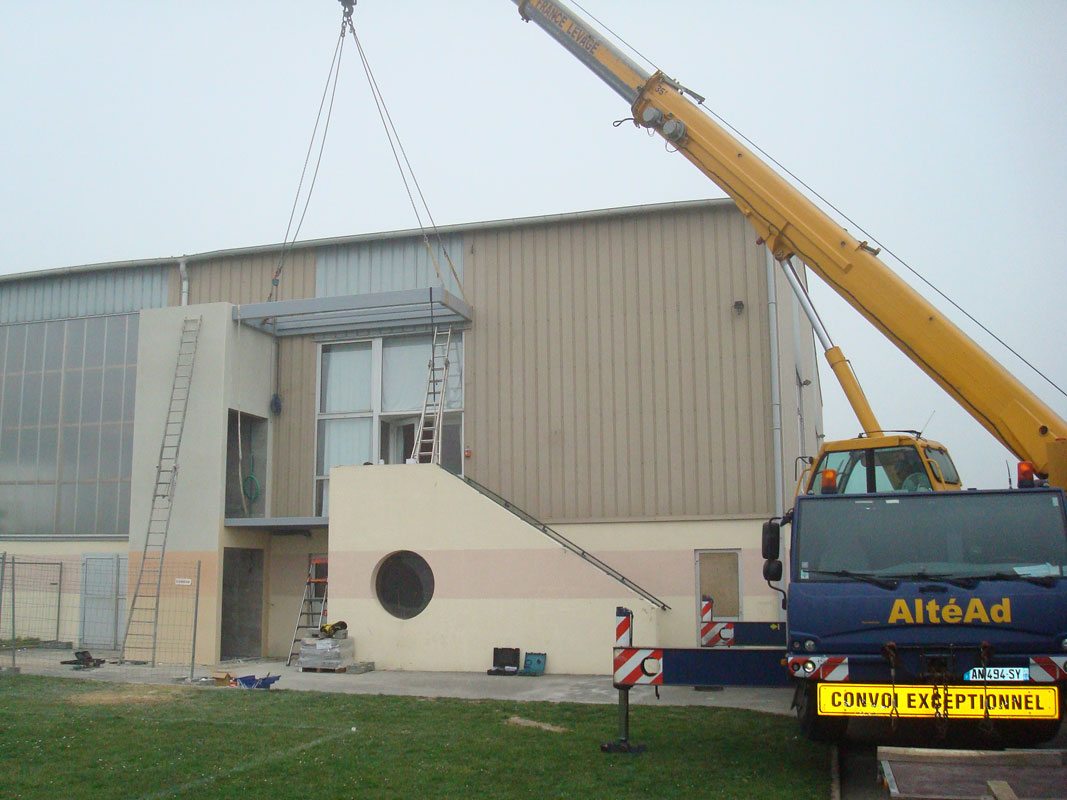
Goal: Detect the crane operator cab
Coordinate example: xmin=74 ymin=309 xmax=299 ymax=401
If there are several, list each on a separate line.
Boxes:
xmin=802 ymin=435 xmax=962 ymax=495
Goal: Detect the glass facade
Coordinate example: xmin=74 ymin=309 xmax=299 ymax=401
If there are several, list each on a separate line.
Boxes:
xmin=315 ymin=333 xmax=463 ymax=514
xmin=0 ymin=314 xmax=137 ymax=537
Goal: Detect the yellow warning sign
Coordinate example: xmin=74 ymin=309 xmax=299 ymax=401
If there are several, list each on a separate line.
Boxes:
xmin=817 ymin=683 xmax=1059 ymax=719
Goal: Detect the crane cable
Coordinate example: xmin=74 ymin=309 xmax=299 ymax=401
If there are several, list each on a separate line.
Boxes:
xmin=575 ymin=0 xmax=1065 ymax=403
xmin=343 ymin=7 xmax=467 ymax=305
xmin=266 ymin=13 xmax=348 ymax=304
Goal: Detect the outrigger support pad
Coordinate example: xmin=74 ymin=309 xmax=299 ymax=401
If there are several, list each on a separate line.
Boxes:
xmin=600 ymin=687 xmax=647 ymax=754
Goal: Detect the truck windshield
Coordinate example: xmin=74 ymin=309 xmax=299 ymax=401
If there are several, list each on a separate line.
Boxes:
xmin=811 ymin=445 xmax=931 ymax=495
xmin=794 ymin=490 xmax=1067 ymax=581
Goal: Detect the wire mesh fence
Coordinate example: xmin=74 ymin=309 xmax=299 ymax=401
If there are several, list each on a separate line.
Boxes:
xmin=0 ymin=551 xmax=202 ymax=683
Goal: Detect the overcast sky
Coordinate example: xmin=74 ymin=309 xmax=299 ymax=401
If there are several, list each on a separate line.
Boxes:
xmin=1 ymin=0 xmax=1064 ymax=491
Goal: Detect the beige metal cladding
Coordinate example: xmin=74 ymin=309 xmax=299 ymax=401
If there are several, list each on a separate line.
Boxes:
xmin=465 ymin=202 xmax=774 ymax=521
xmin=186 ymin=248 xmax=317 ymax=306
xmin=270 ymin=335 xmax=318 ymax=517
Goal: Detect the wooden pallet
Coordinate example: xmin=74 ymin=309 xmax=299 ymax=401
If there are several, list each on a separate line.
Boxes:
xmin=879 ymin=746 xmax=1067 ymax=800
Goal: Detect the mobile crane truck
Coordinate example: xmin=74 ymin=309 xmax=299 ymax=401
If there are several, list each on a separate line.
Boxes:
xmin=504 ymin=0 xmax=1067 ymax=745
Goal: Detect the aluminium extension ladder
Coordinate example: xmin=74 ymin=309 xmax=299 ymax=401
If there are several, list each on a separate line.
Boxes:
xmin=411 ymin=326 xmax=452 ymax=464
xmin=286 ymin=558 xmax=329 ymax=666
xmin=122 ymin=316 xmax=202 ymax=665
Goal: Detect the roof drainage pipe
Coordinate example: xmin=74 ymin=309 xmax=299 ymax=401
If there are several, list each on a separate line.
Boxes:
xmin=766 ymin=248 xmax=784 ymax=521
xmin=766 ymin=248 xmax=786 ymax=623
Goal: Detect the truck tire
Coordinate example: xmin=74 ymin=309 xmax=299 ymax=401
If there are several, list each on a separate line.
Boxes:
xmin=795 ymin=683 xmax=848 ymax=743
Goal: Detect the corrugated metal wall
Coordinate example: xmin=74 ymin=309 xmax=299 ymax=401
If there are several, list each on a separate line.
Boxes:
xmin=270 ymin=336 xmax=318 ymax=517
xmin=187 ymin=248 xmax=317 ymax=306
xmin=316 ymin=233 xmax=464 ymax=297
xmin=465 ymin=203 xmax=774 ymax=521
xmin=0 ymin=265 xmax=172 ymax=323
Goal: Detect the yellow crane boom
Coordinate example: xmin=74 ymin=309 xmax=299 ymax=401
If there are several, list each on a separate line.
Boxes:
xmin=513 ymin=0 xmax=1067 ymax=488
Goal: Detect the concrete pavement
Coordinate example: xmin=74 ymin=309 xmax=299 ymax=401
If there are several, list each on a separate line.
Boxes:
xmin=211 ymin=659 xmax=796 ymax=715
xmin=5 ymin=649 xmax=796 ymax=716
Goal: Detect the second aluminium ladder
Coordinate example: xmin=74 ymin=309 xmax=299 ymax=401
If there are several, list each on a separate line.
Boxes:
xmin=287 ymin=558 xmax=329 ymax=666
xmin=411 ymin=326 xmax=452 ymax=464
xmin=122 ymin=316 xmax=201 ymax=664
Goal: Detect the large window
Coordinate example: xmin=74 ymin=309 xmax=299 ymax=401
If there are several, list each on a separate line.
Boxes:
xmin=315 ymin=333 xmax=463 ymax=514
xmin=0 ymin=315 xmax=138 ymax=537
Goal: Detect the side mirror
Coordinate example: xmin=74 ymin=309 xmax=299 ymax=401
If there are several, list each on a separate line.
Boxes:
xmin=763 ymin=559 xmax=783 ymax=582
xmin=762 ymin=520 xmax=781 ymax=560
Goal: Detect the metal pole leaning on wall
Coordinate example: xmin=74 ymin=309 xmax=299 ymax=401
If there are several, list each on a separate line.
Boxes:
xmin=189 ymin=560 xmax=202 ymax=682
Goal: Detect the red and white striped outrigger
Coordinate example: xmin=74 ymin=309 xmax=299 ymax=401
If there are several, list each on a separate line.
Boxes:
xmin=699 ymin=597 xmax=737 ymax=647
xmin=602 ymin=606 xmax=788 ymax=752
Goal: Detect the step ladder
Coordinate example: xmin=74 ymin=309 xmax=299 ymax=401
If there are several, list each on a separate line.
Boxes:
xmin=122 ymin=316 xmax=202 ymax=665
xmin=411 ymin=326 xmax=452 ymax=464
xmin=287 ymin=557 xmax=328 ymax=666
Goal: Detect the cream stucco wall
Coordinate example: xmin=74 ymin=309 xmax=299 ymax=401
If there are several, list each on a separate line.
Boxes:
xmin=130 ymin=303 xmax=274 ymax=663
xmin=326 ymin=464 xmax=779 ymax=675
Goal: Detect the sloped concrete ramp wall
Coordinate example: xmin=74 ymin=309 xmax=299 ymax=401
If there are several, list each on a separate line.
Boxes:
xmin=327 ymin=464 xmax=667 ymax=674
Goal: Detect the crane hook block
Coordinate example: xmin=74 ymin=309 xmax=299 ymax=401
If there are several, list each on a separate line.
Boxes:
xmin=338 ymin=0 xmax=355 ymax=19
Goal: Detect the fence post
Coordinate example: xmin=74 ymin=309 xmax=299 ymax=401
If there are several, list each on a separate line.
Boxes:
xmin=56 ymin=562 xmax=63 ymax=645
xmin=0 ymin=553 xmax=8 ymax=670
xmin=9 ymin=556 xmax=15 ymax=670
xmin=189 ymin=560 xmax=202 ymax=682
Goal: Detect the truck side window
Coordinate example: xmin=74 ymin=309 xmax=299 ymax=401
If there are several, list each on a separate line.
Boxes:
xmin=924 ymin=445 xmax=960 ymax=485
xmin=872 ymin=446 xmax=930 ymax=492
xmin=810 ymin=451 xmax=865 ymax=494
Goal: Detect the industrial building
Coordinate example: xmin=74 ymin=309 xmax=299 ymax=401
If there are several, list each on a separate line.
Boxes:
xmin=0 ymin=198 xmax=823 ymax=674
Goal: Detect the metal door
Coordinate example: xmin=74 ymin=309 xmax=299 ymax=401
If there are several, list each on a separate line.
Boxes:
xmin=80 ymin=554 xmax=127 ymax=650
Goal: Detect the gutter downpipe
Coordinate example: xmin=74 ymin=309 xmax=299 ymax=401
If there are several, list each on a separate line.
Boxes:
xmin=179 ymin=258 xmax=189 ymax=306
xmin=766 ymin=249 xmax=784 ymax=521
xmin=767 ymin=250 xmax=786 ymax=622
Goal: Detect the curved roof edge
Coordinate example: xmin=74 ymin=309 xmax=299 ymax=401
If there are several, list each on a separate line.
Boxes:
xmin=0 ymin=198 xmax=733 ymax=284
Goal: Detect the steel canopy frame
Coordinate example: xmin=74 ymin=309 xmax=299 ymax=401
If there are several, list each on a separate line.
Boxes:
xmin=232 ymin=287 xmax=472 ymax=337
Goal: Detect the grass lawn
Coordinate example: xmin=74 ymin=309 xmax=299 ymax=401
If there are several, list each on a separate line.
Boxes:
xmin=0 ymin=675 xmax=828 ymax=799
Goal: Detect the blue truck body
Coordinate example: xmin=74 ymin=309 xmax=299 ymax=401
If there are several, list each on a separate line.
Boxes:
xmin=777 ymin=488 xmax=1067 ymax=743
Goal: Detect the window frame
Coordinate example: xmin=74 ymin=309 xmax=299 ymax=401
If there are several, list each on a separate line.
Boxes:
xmin=314 ymin=332 xmax=464 ymax=514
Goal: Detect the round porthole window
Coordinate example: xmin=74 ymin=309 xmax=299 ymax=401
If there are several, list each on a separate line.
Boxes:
xmin=375 ymin=550 xmax=435 ymax=619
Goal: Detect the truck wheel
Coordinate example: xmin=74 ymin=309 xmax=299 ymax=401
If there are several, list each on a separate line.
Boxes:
xmin=795 ymin=683 xmax=847 ymax=743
